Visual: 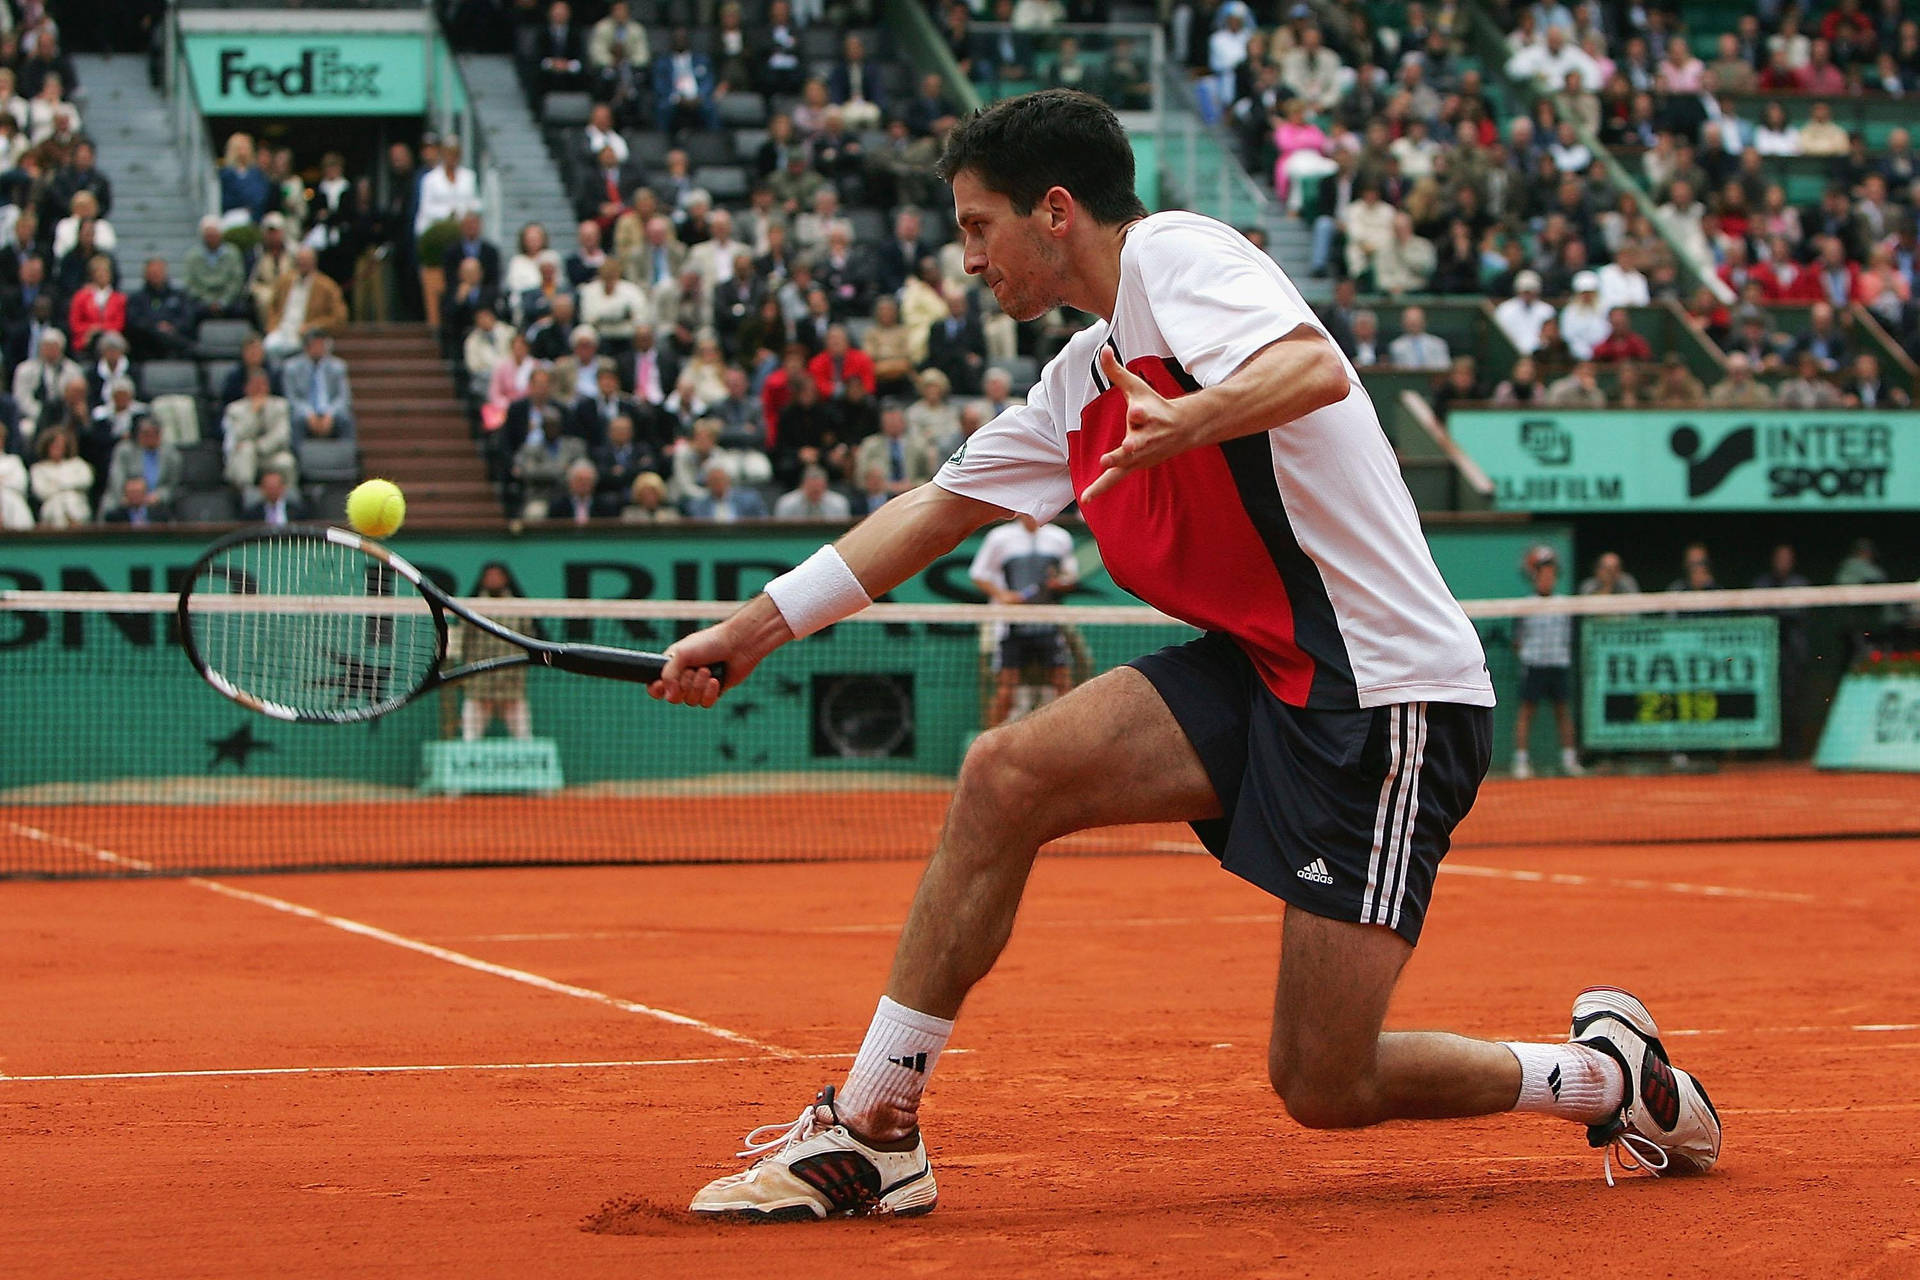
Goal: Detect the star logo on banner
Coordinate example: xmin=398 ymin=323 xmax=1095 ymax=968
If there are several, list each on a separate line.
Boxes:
xmin=207 ymin=723 xmax=274 ymax=771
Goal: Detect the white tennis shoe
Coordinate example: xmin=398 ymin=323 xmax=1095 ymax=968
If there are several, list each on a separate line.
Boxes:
xmin=688 ymin=1086 xmax=938 ymax=1220
xmin=1571 ymin=987 xmax=1723 ymax=1185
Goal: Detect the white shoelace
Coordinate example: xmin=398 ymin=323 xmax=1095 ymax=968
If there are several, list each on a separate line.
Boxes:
xmin=736 ymin=1101 xmax=827 ymax=1159
xmin=1601 ymin=1128 xmax=1670 ymax=1187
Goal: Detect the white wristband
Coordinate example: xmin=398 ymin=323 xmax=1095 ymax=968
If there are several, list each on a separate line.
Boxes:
xmin=764 ymin=546 xmax=872 ymax=638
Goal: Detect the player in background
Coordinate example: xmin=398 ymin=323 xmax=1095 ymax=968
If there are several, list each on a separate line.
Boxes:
xmin=1509 ymin=545 xmax=1584 ymax=779
xmin=652 ymin=90 xmax=1719 ymax=1220
xmin=969 ymin=514 xmax=1079 ymax=727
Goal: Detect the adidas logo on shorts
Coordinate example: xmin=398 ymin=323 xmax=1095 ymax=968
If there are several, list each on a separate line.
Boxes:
xmin=1295 ymin=858 xmax=1335 ymax=886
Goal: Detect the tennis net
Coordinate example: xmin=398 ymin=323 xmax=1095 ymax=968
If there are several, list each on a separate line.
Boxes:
xmin=4 ymin=584 xmax=1919 ymax=877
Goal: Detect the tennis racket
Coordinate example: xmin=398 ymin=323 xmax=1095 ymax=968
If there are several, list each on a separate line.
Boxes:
xmin=177 ymin=525 xmax=718 ymax=724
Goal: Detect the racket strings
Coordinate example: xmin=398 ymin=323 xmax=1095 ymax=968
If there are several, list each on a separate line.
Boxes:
xmin=186 ymin=535 xmax=438 ymax=720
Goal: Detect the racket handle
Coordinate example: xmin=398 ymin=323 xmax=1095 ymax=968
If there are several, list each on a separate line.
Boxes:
xmin=544 ymin=643 xmax=725 ymax=686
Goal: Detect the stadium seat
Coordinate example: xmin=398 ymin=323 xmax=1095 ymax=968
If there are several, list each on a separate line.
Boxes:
xmin=716 ymin=93 xmax=767 ymax=128
xmin=682 ymin=129 xmax=737 ymax=167
xmin=848 ymin=208 xmax=888 ymax=245
xmin=139 ymin=360 xmax=200 ymax=399
xmin=196 ymin=319 xmax=254 ymax=360
xmin=175 ymin=488 xmax=239 ymax=523
xmin=297 ymin=438 xmax=361 ymax=485
xmin=543 ymin=92 xmax=593 ymax=127
xmin=799 ymin=26 xmax=841 ymax=60
xmin=624 ymin=130 xmax=672 ymax=169
xmin=303 ymin=482 xmax=351 ymax=523
xmin=200 ymin=360 xmax=238 ymax=398
xmin=179 ymin=440 xmax=225 ymax=491
xmin=1005 ymin=356 xmax=1040 ymax=396
xmin=694 ymin=165 xmax=750 ymax=203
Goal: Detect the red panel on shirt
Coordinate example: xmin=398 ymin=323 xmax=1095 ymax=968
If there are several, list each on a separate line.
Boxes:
xmin=1069 ymin=356 xmax=1316 ymax=704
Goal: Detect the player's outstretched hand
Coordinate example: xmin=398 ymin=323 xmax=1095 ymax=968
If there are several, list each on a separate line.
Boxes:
xmin=650 ymin=622 xmax=750 ymax=709
xmin=1081 ymin=347 xmax=1190 ymax=504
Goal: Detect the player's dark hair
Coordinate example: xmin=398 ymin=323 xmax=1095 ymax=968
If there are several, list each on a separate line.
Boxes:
xmin=937 ymin=89 xmax=1148 ymax=226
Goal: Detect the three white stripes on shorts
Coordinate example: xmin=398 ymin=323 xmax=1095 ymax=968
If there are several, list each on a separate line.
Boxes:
xmin=1362 ymin=703 xmax=1428 ymax=931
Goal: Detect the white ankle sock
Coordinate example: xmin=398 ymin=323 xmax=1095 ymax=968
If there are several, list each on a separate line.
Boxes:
xmin=1503 ymin=1041 xmax=1625 ymax=1123
xmin=838 ymin=997 xmax=953 ymax=1133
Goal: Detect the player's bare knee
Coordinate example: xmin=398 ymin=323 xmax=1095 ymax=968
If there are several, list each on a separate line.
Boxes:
xmin=955 ymin=725 xmax=1050 ymax=831
xmin=1268 ymin=1050 xmax=1379 ymax=1129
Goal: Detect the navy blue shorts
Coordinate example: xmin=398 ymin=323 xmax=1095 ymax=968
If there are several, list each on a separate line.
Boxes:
xmin=1519 ymin=664 xmax=1570 ymax=704
xmin=1131 ymin=632 xmax=1492 ymax=946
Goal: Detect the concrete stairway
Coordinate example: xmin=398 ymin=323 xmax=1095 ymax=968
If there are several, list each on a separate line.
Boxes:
xmin=457 ymin=54 xmax=577 ymax=246
xmin=70 ymin=54 xmax=205 ymax=279
xmin=333 ymin=324 xmax=497 ymax=523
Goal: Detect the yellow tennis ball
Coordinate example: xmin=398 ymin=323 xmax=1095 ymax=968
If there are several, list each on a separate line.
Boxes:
xmin=346 ymin=479 xmax=406 ymax=538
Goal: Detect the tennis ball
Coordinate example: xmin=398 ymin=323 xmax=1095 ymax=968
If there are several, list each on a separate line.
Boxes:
xmin=346 ymin=479 xmax=407 ymax=538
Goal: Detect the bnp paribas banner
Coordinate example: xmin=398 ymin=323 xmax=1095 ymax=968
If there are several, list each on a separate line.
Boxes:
xmin=1449 ymin=410 xmax=1920 ymax=512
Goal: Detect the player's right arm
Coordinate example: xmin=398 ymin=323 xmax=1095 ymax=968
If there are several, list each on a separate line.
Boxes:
xmin=650 ymin=481 xmax=1011 ymax=707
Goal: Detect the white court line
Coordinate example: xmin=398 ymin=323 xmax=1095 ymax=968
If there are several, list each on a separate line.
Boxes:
xmin=4 ymin=822 xmax=795 ymax=1059
xmin=1442 ymin=862 xmax=1819 ymax=904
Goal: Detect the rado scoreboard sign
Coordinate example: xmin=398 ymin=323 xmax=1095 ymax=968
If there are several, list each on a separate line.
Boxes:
xmin=1448 ymin=410 xmax=1920 ymax=512
xmin=184 ymin=33 xmax=428 ymax=115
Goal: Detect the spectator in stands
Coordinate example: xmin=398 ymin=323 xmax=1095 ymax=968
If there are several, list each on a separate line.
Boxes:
xmin=441 ymin=210 xmax=503 ymax=296
xmin=1793 ymin=301 xmax=1849 ymax=372
xmin=99 ymin=414 xmax=178 ymax=522
xmin=282 ymin=329 xmax=354 ymax=445
xmin=1342 ymin=308 xmax=1381 ymax=368
xmin=527 ymin=292 xmax=577 ymax=361
xmin=480 ymin=331 xmax=535 ymax=434
xmin=1592 ymin=308 xmax=1651 ymax=363
xmin=441 ymin=257 xmax=495 ymax=355
xmin=185 ymin=215 xmax=249 ymax=322
xmin=415 ymin=141 xmax=478 ymax=240
xmin=774 ymin=463 xmax=851 ymax=521
xmin=1842 ymin=353 xmax=1910 ymax=409
xmin=1491 ymin=355 xmax=1544 ymax=406
xmin=86 ymin=331 xmax=133 ymax=407
xmin=687 ymin=208 xmax=747 ymax=296
xmin=500 ymin=363 xmax=572 ymax=456
xmin=591 ymin=409 xmax=657 ymax=498
xmin=904 ymin=365 xmax=961 ymax=458
xmin=116 ymin=258 xmax=191 ymax=362
xmin=1545 ymin=359 xmax=1606 ymax=407
xmin=1384 ymin=306 xmax=1447 ymax=370
xmin=1796 ymin=102 xmax=1849 ymax=157
xmin=854 ymin=402 xmax=938 ymax=502
xmin=547 ymin=458 xmax=617 ymax=523
xmin=1579 ymin=551 xmax=1640 ymax=596
xmin=1776 ymin=350 xmax=1846 ymax=409
xmin=87 ymin=372 xmax=146 ymax=463
xmin=1494 ymin=270 xmax=1555 ymax=354
xmin=512 ymin=413 xmax=589 ymax=519
xmin=579 ymin=256 xmax=649 ymax=353
xmin=807 ymin=323 xmax=876 ymax=402
xmin=98 ymin=474 xmax=168 ymax=526
xmin=830 ymin=31 xmax=886 ymax=130
xmin=1557 ymin=271 xmax=1607 ymax=360
xmin=1373 ymin=213 xmax=1436 ymax=296
xmin=925 ymin=289 xmax=986 ymax=396
xmin=222 ymin=368 xmax=295 ymax=495
xmin=621 ymin=470 xmax=678 ymax=523
xmin=685 ymin=459 xmax=767 ymax=521
xmin=515 ymin=253 xmax=567 ymax=330
xmin=589 ymin=0 xmax=647 ymax=76
xmin=265 ymin=248 xmax=349 ymax=361
xmin=1707 ymin=352 xmax=1776 ymax=409
xmin=1652 ymin=355 xmax=1706 ymax=407
xmin=463 ymin=305 xmax=515 ymax=398
xmin=240 ymin=467 xmax=308 ymax=525
xmin=576 ymin=144 xmax=637 ymax=237
xmin=624 ymin=214 xmax=686 ymax=293
xmin=237 ymin=213 xmax=292 ymax=329
xmin=654 ymin=28 xmax=717 ymax=134
xmin=218 ymin=133 xmax=272 ymax=225
xmin=623 ymin=322 xmax=678 ymax=408
xmin=505 ymin=224 xmax=551 ymax=299
xmin=553 ymin=325 xmax=603 ymax=404
xmin=530 ymin=0 xmax=586 ymax=105
xmin=1340 ymin=182 xmax=1396 ymax=284
xmin=66 ymin=254 xmax=123 ymax=356
xmin=220 ymin=333 xmax=279 ymax=406
xmin=571 ymin=356 xmax=636 ymax=446
xmin=774 ymin=371 xmax=845 ymax=484
xmin=1594 ymin=241 xmax=1650 ymax=312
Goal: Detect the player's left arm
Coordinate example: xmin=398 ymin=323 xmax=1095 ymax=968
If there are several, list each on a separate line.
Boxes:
xmin=1081 ymin=330 xmax=1349 ymax=502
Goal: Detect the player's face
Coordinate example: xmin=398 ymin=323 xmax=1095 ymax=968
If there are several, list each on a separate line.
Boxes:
xmin=951 ymin=169 xmax=1063 ymax=323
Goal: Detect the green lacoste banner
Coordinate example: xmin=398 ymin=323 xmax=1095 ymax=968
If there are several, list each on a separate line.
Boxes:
xmin=1579 ymin=614 xmax=1779 ymax=751
xmin=1449 ymin=410 xmax=1920 ymax=512
xmin=184 ymin=33 xmax=428 ymax=115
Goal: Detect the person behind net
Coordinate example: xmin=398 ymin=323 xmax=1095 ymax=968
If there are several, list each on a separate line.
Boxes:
xmin=451 ymin=562 xmax=534 ymax=742
xmin=1509 ymin=545 xmax=1585 ymax=780
xmin=969 ymin=513 xmax=1078 ymax=728
xmin=650 ymin=90 xmax=1720 ymax=1220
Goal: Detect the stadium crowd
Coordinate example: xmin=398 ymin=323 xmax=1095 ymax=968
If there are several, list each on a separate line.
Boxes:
xmin=1197 ymin=0 xmax=1916 ymax=409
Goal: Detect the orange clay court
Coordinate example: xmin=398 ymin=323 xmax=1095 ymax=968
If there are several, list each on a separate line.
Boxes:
xmin=3 ymin=769 xmax=1918 ymax=1279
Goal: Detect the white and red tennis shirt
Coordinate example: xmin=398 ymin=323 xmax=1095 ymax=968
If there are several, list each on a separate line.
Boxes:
xmin=933 ymin=210 xmax=1494 ymax=712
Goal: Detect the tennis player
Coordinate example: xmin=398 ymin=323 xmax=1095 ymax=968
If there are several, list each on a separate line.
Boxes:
xmin=652 ymin=90 xmax=1720 ymax=1219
